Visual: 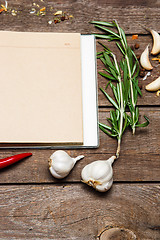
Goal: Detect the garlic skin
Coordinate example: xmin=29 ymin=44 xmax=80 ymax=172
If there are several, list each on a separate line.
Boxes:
xmin=81 ymin=156 xmax=116 ymax=192
xmin=150 ymin=30 xmax=160 ymax=55
xmin=145 ymin=76 xmax=160 ymax=91
xmin=140 ymin=45 xmax=153 ymax=70
xmin=49 ymin=150 xmax=84 ymax=179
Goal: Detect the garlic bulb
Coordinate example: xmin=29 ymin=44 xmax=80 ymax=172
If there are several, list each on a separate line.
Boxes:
xmin=145 ymin=76 xmax=160 ymax=91
xmin=81 ymin=156 xmax=116 ymax=192
xmin=150 ymin=29 xmax=160 ymax=55
xmin=49 ymin=150 xmax=84 ymax=179
xmin=140 ymin=45 xmax=153 ymax=70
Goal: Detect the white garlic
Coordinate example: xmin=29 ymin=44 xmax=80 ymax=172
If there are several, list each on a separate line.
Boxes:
xmin=150 ymin=29 xmax=160 ymax=55
xmin=145 ymin=76 xmax=160 ymax=91
xmin=140 ymin=45 xmax=153 ymax=70
xmin=49 ymin=150 xmax=84 ymax=179
xmin=81 ymin=156 xmax=116 ymax=192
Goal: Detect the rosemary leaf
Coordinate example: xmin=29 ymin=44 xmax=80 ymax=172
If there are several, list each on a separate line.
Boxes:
xmin=135 ymin=116 xmax=150 ymax=127
xmin=90 ymin=21 xmax=115 ymax=27
xmin=110 ymin=82 xmax=120 ymax=105
xmin=99 ymin=123 xmax=117 ymax=137
xmin=116 ymin=42 xmax=125 ymax=55
xmin=99 ymin=71 xmax=116 ymax=80
xmin=99 ymin=122 xmax=112 ymax=131
xmin=94 ymin=24 xmax=120 ymax=39
xmin=94 ymin=34 xmax=114 ymax=39
xmin=100 ymin=87 xmax=119 ymax=110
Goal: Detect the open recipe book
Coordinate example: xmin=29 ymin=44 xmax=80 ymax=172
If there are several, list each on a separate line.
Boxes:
xmin=0 ymin=31 xmax=98 ymax=148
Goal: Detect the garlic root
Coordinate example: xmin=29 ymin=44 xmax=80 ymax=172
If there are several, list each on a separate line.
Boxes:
xmin=140 ymin=45 xmax=153 ymax=70
xmin=81 ymin=155 xmax=116 ymax=192
xmin=145 ymin=76 xmax=160 ymax=91
xmin=49 ymin=150 xmax=84 ymax=179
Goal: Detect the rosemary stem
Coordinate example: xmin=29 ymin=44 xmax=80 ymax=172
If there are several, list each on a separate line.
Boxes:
xmin=114 ymin=19 xmax=126 ymax=51
xmin=116 ymin=20 xmax=136 ymax=135
xmin=116 ymin=138 xmax=121 ymax=158
xmin=126 ymin=55 xmax=136 ymax=134
xmin=112 ymin=53 xmax=124 ymax=157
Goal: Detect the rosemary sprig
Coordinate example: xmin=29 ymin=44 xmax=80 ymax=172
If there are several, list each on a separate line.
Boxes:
xmin=92 ymin=20 xmax=148 ymax=134
xmin=92 ymin=20 xmax=149 ymax=157
xmin=98 ymin=49 xmax=129 ymax=157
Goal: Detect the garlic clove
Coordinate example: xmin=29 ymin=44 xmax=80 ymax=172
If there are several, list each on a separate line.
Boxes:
xmin=95 ymin=178 xmax=113 ymax=192
xmin=150 ymin=29 xmax=160 ymax=55
xmin=145 ymin=76 xmax=160 ymax=91
xmin=140 ymin=45 xmax=153 ymax=70
xmin=49 ymin=150 xmax=84 ymax=179
xmin=49 ymin=165 xmax=65 ymax=179
xmin=81 ymin=156 xmax=116 ymax=192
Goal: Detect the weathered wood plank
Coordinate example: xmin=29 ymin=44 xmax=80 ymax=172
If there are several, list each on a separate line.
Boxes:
xmin=0 ymin=184 xmax=159 ymax=239
xmin=0 ymin=108 xmax=159 ymax=183
xmin=0 ymin=0 xmax=160 ymax=34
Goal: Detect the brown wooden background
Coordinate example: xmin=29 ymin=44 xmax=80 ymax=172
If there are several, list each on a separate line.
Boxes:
xmin=0 ymin=0 xmax=159 ymax=239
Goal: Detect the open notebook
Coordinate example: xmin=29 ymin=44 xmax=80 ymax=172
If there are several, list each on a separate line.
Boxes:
xmin=0 ymin=32 xmax=98 ymax=148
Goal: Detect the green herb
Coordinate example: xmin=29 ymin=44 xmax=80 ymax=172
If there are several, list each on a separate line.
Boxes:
xmin=91 ymin=20 xmax=149 ymax=158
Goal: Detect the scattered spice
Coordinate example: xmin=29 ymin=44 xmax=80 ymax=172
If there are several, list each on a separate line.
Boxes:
xmin=0 ymin=2 xmax=7 ymax=14
xmin=0 ymin=1 xmax=73 ymax=25
xmin=54 ymin=10 xmax=62 ymax=15
xmin=11 ymin=9 xmax=17 ymax=16
xmin=30 ymin=8 xmax=36 ymax=14
xmin=156 ymin=90 xmax=160 ymax=96
xmin=132 ymin=34 xmax=138 ymax=40
xmin=61 ymin=16 xmax=65 ymax=21
xmin=48 ymin=20 xmax=52 ymax=24
xmin=152 ymin=57 xmax=160 ymax=63
xmin=1 ymin=4 xmax=7 ymax=11
xmin=143 ymin=71 xmax=151 ymax=81
xmin=139 ymin=68 xmax=145 ymax=77
xmin=136 ymin=55 xmax=140 ymax=60
xmin=135 ymin=43 xmax=140 ymax=49
xmin=40 ymin=7 xmax=45 ymax=12
xmin=48 ymin=10 xmax=73 ymax=25
xmin=54 ymin=18 xmax=61 ymax=24
xmin=0 ymin=8 xmax=4 ymax=13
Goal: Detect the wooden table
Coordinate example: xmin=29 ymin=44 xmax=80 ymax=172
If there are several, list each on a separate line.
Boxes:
xmin=0 ymin=1 xmax=160 ymax=239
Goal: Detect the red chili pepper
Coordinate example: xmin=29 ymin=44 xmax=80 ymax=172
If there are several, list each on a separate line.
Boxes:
xmin=0 ymin=153 xmax=32 ymax=169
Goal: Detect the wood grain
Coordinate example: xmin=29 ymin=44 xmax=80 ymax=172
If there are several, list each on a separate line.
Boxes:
xmin=0 ymin=184 xmax=159 ymax=240
xmin=0 ymin=1 xmax=160 ymax=239
xmin=0 ymin=0 xmax=160 ymax=34
xmin=0 ymin=108 xmax=159 ymax=183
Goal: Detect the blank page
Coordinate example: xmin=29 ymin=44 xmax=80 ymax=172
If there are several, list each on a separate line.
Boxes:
xmin=0 ymin=32 xmax=83 ymax=144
